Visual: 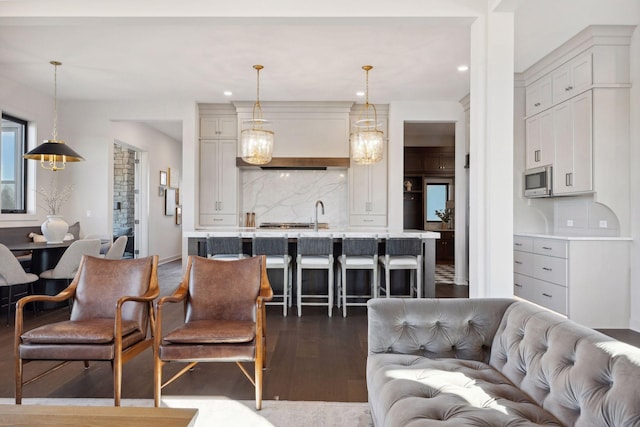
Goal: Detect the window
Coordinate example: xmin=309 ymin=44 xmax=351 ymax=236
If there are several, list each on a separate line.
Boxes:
xmin=425 ymin=183 xmax=448 ymax=222
xmin=1 ymin=113 xmax=28 ymax=213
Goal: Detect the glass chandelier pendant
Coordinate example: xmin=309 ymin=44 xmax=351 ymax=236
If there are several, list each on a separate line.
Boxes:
xmin=351 ymin=65 xmax=384 ymax=165
xmin=241 ymin=65 xmax=274 ymax=165
xmin=23 ymin=61 xmax=84 ymax=171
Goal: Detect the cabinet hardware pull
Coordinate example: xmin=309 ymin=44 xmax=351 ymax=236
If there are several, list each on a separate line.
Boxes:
xmin=514 ymin=261 xmax=522 ymax=264
xmin=542 ymin=246 xmax=552 ymax=250
xmin=535 ymin=150 xmax=540 ymax=162
xmin=364 ymin=219 xmax=373 ymax=223
xmin=514 ymin=283 xmax=522 ymax=288
xmin=534 ymin=102 xmax=541 ymax=107
xmin=542 ymin=293 xmax=552 ymax=298
xmin=542 ymin=267 xmax=552 ymax=271
xmin=514 ymin=243 xmax=522 ymax=246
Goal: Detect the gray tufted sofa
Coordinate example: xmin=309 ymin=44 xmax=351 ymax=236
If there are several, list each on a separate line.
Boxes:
xmin=367 ymin=298 xmax=640 ymax=426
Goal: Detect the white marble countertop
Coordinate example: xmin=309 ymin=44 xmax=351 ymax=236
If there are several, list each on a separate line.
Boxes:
xmin=185 ymin=228 xmax=441 ymax=239
xmin=514 ymin=232 xmax=632 ymax=241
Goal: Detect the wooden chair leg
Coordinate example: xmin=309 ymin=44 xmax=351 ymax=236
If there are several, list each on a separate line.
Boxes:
xmin=255 ymin=359 xmax=263 ymax=410
xmin=113 ymin=356 xmax=122 ymax=406
xmin=154 ymin=355 xmax=162 ymax=407
xmin=15 ymin=357 xmax=22 ymax=404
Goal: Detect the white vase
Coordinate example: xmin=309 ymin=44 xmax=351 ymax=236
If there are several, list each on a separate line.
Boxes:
xmin=41 ymin=215 xmax=69 ymax=243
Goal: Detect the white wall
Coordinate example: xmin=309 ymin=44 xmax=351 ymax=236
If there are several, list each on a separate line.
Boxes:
xmin=629 ymin=27 xmax=640 ymax=331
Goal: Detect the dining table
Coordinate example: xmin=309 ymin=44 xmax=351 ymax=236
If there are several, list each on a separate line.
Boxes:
xmin=7 ymin=240 xmax=74 ymax=275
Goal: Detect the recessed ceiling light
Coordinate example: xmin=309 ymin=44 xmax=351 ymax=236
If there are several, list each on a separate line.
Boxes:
xmin=223 ymin=91 xmax=233 ymax=96
xmin=457 ymin=65 xmax=469 ymax=72
xmin=356 ymin=91 xmax=365 ymax=97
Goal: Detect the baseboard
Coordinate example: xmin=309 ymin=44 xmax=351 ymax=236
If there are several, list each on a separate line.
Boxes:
xmin=159 ymin=255 xmax=181 ymax=265
xmin=629 ymin=316 xmax=640 ymax=333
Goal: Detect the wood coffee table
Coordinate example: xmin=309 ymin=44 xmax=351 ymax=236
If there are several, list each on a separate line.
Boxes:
xmin=0 ymin=404 xmax=198 ymax=426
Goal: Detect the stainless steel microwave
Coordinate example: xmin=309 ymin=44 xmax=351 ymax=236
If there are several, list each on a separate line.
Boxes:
xmin=524 ymin=165 xmax=552 ymax=198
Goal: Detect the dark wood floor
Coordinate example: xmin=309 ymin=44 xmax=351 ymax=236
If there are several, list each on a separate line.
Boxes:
xmin=1 ymin=260 xmax=638 ymax=403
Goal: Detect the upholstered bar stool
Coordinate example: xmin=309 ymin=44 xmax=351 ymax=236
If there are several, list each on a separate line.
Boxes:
xmin=252 ymin=234 xmax=292 ymax=316
xmin=206 ymin=234 xmax=248 ymax=260
xmin=378 ymin=237 xmax=422 ymax=298
xmin=296 ymin=235 xmax=334 ymax=317
xmin=336 ymin=236 xmax=378 ymax=317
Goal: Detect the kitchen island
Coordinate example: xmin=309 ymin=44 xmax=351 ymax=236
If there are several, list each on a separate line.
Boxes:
xmin=184 ymin=228 xmax=440 ymax=298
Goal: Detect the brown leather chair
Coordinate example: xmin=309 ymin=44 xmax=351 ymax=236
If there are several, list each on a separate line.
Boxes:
xmin=15 ymin=255 xmax=159 ymax=406
xmin=154 ymin=255 xmax=273 ymax=409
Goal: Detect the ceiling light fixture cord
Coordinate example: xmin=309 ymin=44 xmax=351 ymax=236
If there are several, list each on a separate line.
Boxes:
xmin=52 ymin=60 xmax=60 ymax=141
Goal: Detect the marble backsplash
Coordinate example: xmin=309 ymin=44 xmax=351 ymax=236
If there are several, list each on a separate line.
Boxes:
xmin=241 ymin=169 xmax=348 ymax=228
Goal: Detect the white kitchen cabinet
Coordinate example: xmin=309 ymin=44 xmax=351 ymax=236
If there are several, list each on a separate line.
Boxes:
xmin=525 ymin=109 xmax=554 ymax=170
xmin=200 ymin=117 xmax=237 ymax=139
xmin=525 ymin=75 xmax=552 ymax=117
xmin=552 ymin=52 xmax=592 ymax=105
xmin=349 ymin=153 xmax=387 ymax=227
xmin=513 ymin=234 xmax=630 ymax=328
xmin=199 ymin=139 xmax=238 ymax=226
xmin=552 ymin=91 xmax=592 ymax=195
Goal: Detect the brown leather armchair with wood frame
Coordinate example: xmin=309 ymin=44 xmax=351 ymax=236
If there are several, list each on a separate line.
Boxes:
xmin=154 ymin=255 xmax=273 ymax=409
xmin=15 ymin=255 xmax=159 ymax=406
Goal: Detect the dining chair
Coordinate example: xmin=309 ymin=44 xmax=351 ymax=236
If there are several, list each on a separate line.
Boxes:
xmin=105 ymin=236 xmax=128 ymax=260
xmin=15 ymin=255 xmax=159 ymax=406
xmin=39 ymin=239 xmax=101 ymax=283
xmin=378 ymin=237 xmax=423 ymax=298
xmin=154 ymin=255 xmax=273 ymax=409
xmin=39 ymin=239 xmax=101 ymax=309
xmin=336 ymin=237 xmax=378 ymax=317
xmin=252 ymin=234 xmax=292 ymax=316
xmin=296 ymin=236 xmax=334 ymax=317
xmin=0 ymin=244 xmax=39 ymax=325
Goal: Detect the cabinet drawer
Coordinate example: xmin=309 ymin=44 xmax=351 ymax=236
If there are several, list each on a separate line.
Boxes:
xmin=514 ymin=273 xmax=533 ymax=300
xmin=349 ymin=215 xmax=387 ymax=227
xmin=529 ymin=279 xmax=568 ymax=315
xmin=514 ymin=250 xmax=533 ymax=276
xmin=533 ymin=239 xmax=568 ymax=258
xmin=199 ymin=214 xmax=237 ymax=226
xmin=533 ymin=254 xmax=567 ymax=286
xmin=514 ymin=236 xmax=533 ymax=252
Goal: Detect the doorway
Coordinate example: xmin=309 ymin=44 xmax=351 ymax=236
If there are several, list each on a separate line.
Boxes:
xmin=113 ymin=143 xmax=143 ymax=258
xmin=403 ymin=122 xmax=459 ymax=284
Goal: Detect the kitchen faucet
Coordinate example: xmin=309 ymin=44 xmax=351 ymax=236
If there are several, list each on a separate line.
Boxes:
xmin=314 ymin=200 xmax=325 ymax=231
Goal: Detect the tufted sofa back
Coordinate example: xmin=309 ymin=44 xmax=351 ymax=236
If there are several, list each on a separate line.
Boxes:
xmin=367 ymin=298 xmax=515 ymax=362
xmin=490 ymin=301 xmax=640 ymax=427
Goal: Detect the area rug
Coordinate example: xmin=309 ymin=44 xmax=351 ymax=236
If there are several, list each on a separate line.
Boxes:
xmin=0 ymin=397 xmax=373 ymax=427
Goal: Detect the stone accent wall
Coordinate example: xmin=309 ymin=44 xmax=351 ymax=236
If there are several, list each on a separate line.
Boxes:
xmin=113 ymin=144 xmax=136 ymax=233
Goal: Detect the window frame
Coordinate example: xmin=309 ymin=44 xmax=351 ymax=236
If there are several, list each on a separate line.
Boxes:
xmin=424 ymin=178 xmax=454 ymax=223
xmin=1 ymin=112 xmax=29 ymax=214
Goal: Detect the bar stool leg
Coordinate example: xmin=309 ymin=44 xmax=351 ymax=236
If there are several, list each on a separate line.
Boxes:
xmin=297 ymin=261 xmax=303 ymax=317
xmin=328 ymin=262 xmax=334 ymax=318
xmin=283 ymin=263 xmax=288 ymax=317
xmin=342 ymin=264 xmax=348 ymax=317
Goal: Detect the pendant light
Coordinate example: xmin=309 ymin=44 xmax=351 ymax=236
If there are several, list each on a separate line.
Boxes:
xmin=350 ymin=65 xmax=384 ymax=165
xmin=240 ymin=65 xmax=274 ymax=165
xmin=24 ymin=61 xmax=84 ymax=171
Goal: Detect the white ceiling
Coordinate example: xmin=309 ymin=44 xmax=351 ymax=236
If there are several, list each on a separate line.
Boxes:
xmin=1 ymin=0 xmax=637 ymax=144
xmin=0 ymin=17 xmax=473 ymax=104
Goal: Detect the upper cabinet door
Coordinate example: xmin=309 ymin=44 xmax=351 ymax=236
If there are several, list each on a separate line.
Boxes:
xmin=525 ymin=110 xmax=554 ymax=170
xmin=553 ymin=53 xmax=592 ymax=105
xmin=525 ymin=75 xmax=552 ymax=116
xmin=200 ymin=117 xmax=237 ymax=139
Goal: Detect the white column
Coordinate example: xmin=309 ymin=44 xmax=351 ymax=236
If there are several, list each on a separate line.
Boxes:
xmin=469 ymin=11 xmax=515 ymax=298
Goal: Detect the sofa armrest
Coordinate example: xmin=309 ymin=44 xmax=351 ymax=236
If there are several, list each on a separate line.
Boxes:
xmin=367 ymin=298 xmax=515 ymax=363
